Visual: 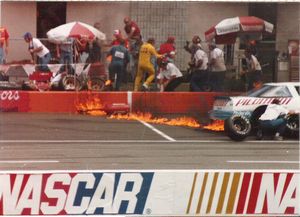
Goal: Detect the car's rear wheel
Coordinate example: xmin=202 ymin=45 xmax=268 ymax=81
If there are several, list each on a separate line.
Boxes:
xmin=225 ymin=114 xmax=252 ymax=141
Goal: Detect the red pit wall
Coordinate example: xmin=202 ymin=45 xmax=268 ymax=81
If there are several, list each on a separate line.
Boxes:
xmin=0 ymin=91 xmax=237 ymax=115
xmin=131 ymin=92 xmax=226 ymax=115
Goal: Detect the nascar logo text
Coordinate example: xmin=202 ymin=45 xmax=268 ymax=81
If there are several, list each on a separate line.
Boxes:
xmin=186 ymin=172 xmax=298 ymax=215
xmin=0 ymin=173 xmax=153 ymax=215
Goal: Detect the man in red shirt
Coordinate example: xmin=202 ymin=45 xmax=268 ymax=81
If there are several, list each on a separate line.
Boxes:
xmin=159 ymin=36 xmax=176 ymax=60
xmin=0 ymin=27 xmax=9 ymax=64
xmin=123 ymin=17 xmax=141 ymax=42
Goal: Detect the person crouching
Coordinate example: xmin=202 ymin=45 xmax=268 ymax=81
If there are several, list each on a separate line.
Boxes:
xmin=157 ymin=57 xmax=183 ymax=92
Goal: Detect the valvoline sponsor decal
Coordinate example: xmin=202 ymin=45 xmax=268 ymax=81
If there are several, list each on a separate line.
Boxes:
xmin=0 ymin=172 xmax=153 ymax=215
xmin=235 ymin=97 xmax=292 ymax=107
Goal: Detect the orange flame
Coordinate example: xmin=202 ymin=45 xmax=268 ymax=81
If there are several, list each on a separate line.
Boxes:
xmin=203 ymin=120 xmax=224 ymax=131
xmin=76 ymin=97 xmax=225 ymax=131
xmin=109 ymin=113 xmax=201 ymax=128
xmin=76 ymin=97 xmax=201 ymax=128
xmin=76 ymin=97 xmax=107 ymax=116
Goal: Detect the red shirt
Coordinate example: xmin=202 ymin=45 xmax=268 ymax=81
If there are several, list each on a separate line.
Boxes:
xmin=124 ymin=21 xmax=141 ymax=38
xmin=0 ymin=28 xmax=9 ymax=47
xmin=111 ymin=38 xmax=129 ymax=49
xmin=159 ymin=42 xmax=175 ymax=55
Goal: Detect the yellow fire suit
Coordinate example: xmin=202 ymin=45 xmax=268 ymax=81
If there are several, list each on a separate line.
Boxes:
xmin=134 ymin=42 xmax=162 ymax=91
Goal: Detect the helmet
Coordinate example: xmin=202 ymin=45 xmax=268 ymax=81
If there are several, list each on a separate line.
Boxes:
xmin=157 ymin=56 xmax=168 ymax=67
xmin=192 ymin=35 xmax=201 ymax=44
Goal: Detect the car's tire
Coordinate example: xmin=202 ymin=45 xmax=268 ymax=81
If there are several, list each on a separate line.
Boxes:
xmin=89 ymin=78 xmax=105 ymax=91
xmin=225 ymin=114 xmax=252 ymax=141
xmin=285 ymin=114 xmax=299 ymax=137
xmin=60 ymin=75 xmax=82 ymax=91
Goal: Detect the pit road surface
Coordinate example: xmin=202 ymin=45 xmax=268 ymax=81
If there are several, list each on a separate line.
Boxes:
xmin=0 ymin=113 xmax=298 ymax=170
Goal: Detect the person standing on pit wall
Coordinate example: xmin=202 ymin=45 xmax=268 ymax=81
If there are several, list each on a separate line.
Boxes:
xmin=208 ymin=42 xmax=226 ymax=91
xmin=134 ymin=38 xmax=163 ymax=91
xmin=123 ymin=17 xmax=142 ymax=48
xmin=159 ymin=36 xmax=176 ymax=62
xmin=157 ymin=57 xmax=183 ymax=92
xmin=189 ymin=39 xmax=208 ymax=92
xmin=0 ymin=27 xmax=9 ymax=64
xmin=124 ymin=17 xmax=142 ymax=80
xmin=23 ymin=32 xmax=51 ymax=71
xmin=107 ymin=39 xmax=130 ymax=91
xmin=242 ymin=48 xmax=262 ymax=91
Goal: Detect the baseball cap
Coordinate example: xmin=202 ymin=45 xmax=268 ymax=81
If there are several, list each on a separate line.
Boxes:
xmin=23 ymin=32 xmax=32 ymax=39
xmin=113 ymin=29 xmax=121 ymax=36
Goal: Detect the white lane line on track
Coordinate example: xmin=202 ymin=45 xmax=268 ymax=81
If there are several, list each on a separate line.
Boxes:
xmin=137 ymin=120 xmax=176 ymax=142
xmin=228 ymin=160 xmax=299 ymax=164
xmin=0 ymin=160 xmax=59 ymax=164
xmin=0 ymin=140 xmax=297 ymax=143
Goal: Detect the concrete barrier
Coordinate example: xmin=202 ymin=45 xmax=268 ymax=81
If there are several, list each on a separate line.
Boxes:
xmin=0 ymin=90 xmax=238 ymax=115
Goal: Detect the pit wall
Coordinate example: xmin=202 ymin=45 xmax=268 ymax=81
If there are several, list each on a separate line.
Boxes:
xmin=0 ymin=170 xmax=297 ymax=216
xmin=0 ymin=91 xmax=238 ymax=115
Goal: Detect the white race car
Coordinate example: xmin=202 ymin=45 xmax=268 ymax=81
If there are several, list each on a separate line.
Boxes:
xmin=209 ymin=82 xmax=300 ymax=140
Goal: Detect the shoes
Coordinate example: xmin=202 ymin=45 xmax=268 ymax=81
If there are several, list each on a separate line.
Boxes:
xmin=274 ymin=133 xmax=283 ymax=141
xmin=141 ymin=83 xmax=149 ymax=92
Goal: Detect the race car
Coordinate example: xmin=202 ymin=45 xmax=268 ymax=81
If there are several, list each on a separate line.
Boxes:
xmin=209 ymin=82 xmax=300 ymax=140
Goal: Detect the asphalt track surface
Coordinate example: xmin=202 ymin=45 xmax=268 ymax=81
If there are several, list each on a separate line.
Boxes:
xmin=0 ymin=113 xmax=299 ymax=171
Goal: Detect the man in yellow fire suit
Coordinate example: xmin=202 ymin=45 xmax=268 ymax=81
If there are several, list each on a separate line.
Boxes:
xmin=134 ymin=38 xmax=163 ymax=91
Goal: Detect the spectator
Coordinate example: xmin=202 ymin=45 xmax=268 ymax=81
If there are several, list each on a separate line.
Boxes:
xmin=208 ymin=42 xmax=226 ymax=91
xmin=134 ymin=38 xmax=163 ymax=91
xmin=107 ymin=39 xmax=130 ymax=91
xmin=123 ymin=17 xmax=142 ymax=43
xmin=242 ymin=48 xmax=262 ymax=91
xmin=184 ymin=35 xmax=202 ymax=55
xmin=0 ymin=27 xmax=9 ymax=64
xmin=56 ymin=37 xmax=75 ymax=73
xmin=257 ymin=99 xmax=291 ymax=141
xmin=189 ymin=39 xmax=208 ymax=92
xmin=87 ymin=22 xmax=102 ymax=63
xmin=159 ymin=36 xmax=176 ymax=61
xmin=75 ymin=36 xmax=90 ymax=63
xmin=124 ymin=17 xmax=142 ymax=81
xmin=157 ymin=57 xmax=183 ymax=92
xmin=23 ymin=32 xmax=51 ymax=71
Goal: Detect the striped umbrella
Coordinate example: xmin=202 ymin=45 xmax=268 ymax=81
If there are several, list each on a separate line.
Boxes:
xmin=47 ymin=21 xmax=106 ymax=44
xmin=205 ymin=16 xmax=274 ymax=44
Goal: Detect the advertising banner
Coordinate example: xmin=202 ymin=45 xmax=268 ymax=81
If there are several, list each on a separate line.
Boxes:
xmin=0 ymin=170 xmax=298 ymax=216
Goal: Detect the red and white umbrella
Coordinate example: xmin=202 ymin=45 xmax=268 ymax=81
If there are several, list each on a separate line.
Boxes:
xmin=205 ymin=16 xmax=274 ymax=44
xmin=47 ymin=21 xmax=106 ymax=44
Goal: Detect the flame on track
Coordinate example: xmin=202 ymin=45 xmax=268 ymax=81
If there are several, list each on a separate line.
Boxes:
xmin=76 ymin=97 xmax=226 ymax=131
xmin=109 ymin=113 xmax=201 ymax=128
xmin=76 ymin=97 xmax=107 ymax=116
xmin=203 ymin=120 xmax=224 ymax=131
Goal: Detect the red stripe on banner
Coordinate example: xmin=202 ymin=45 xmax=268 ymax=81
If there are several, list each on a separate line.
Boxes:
xmin=236 ymin=173 xmax=251 ymax=214
xmin=281 ymin=173 xmax=295 ymax=214
xmin=239 ymin=16 xmax=263 ymax=27
xmin=247 ymin=173 xmax=262 ymax=214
